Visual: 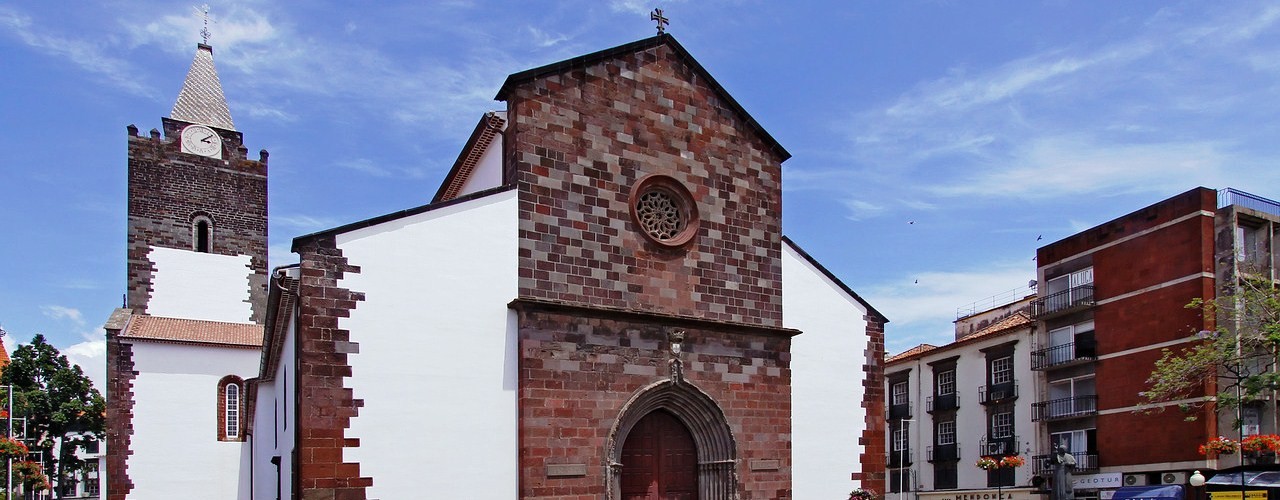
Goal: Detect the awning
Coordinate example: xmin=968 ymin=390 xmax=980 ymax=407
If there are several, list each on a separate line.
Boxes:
xmin=1112 ymin=485 xmax=1185 ymax=500
xmin=1208 ymin=470 xmax=1280 ymax=487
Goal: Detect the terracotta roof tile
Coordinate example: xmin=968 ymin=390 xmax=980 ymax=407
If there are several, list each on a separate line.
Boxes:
xmin=122 ymin=315 xmax=262 ymax=347
xmin=887 ymin=343 xmax=937 ymax=363
xmin=958 ymin=311 xmax=1032 ymax=341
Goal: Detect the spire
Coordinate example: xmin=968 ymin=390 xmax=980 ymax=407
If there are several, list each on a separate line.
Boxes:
xmin=170 ymin=43 xmax=236 ymax=131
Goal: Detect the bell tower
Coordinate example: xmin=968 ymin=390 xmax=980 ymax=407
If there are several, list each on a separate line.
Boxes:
xmin=125 ymin=43 xmax=269 ymax=324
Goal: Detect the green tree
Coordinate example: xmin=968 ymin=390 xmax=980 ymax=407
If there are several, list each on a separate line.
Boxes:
xmin=0 ymin=334 xmax=104 ymax=499
xmin=1143 ymin=275 xmax=1280 ymax=426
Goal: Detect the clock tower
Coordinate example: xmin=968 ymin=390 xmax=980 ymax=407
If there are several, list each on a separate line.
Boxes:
xmin=124 ymin=43 xmax=269 ymax=324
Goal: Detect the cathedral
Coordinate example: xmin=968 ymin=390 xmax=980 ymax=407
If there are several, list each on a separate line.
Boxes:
xmin=105 ymin=33 xmax=887 ymax=499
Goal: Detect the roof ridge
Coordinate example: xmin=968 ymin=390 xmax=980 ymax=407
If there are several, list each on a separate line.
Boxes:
xmin=170 ymin=43 xmax=236 ymax=131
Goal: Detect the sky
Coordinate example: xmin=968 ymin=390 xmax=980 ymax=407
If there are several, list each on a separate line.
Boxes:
xmin=3 ymin=1 xmax=1280 ymax=392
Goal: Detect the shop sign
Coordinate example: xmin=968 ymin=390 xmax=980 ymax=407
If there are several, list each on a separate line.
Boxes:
xmin=917 ymin=488 xmax=1041 ymax=500
xmin=1073 ymin=473 xmax=1122 ymax=489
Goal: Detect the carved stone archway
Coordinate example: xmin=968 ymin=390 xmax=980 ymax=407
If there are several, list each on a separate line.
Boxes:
xmin=608 ymin=379 xmax=738 ymax=499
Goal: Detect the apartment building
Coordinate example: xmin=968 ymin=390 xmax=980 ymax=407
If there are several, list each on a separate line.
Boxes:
xmin=889 ymin=187 xmax=1280 ymax=500
xmin=1034 ymin=187 xmax=1280 ymax=498
xmin=886 ymin=296 xmax=1040 ymax=500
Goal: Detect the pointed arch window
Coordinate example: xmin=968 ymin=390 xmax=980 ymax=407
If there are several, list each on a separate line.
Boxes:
xmin=191 ymin=213 xmax=214 ymax=253
xmin=218 ymin=375 xmax=245 ymax=441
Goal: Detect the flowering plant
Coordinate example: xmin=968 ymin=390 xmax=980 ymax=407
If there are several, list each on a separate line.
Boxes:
xmin=1241 ymin=434 xmax=1280 ymax=453
xmin=0 ymin=437 xmax=28 ymax=459
xmin=976 ymin=456 xmax=1000 ymax=470
xmin=1000 ymin=455 xmax=1026 ymax=468
xmin=849 ymin=487 xmax=878 ymax=500
xmin=1200 ymin=436 xmax=1241 ymax=456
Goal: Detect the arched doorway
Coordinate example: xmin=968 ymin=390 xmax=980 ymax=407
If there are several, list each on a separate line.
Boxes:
xmin=621 ymin=410 xmax=698 ymax=499
xmin=608 ymin=379 xmax=737 ymax=499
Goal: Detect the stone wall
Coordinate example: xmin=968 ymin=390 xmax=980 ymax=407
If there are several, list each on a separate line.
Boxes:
xmin=125 ymin=120 xmax=268 ymax=323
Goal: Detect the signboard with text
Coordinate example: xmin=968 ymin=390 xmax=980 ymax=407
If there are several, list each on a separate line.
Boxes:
xmin=917 ymin=488 xmax=1043 ymax=500
xmin=1074 ymin=473 xmax=1123 ymax=490
xmin=1210 ymin=492 xmax=1267 ymax=500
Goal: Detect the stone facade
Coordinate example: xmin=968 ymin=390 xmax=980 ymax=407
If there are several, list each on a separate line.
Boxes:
xmin=858 ymin=317 xmax=887 ymax=492
xmin=503 ymin=36 xmax=788 ymax=328
xmin=294 ymin=236 xmax=371 ymax=500
xmin=104 ymin=309 xmax=137 ymax=500
xmin=125 ymin=119 xmax=269 ymax=323
xmin=512 ymin=300 xmax=796 ymax=499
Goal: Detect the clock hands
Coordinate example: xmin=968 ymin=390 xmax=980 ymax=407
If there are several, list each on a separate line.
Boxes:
xmin=201 ymin=134 xmax=215 ymax=144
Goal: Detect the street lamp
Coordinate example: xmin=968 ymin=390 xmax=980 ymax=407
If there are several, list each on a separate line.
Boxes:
xmin=900 ymin=419 xmax=915 ymax=500
xmin=1189 ymin=470 xmax=1206 ymax=500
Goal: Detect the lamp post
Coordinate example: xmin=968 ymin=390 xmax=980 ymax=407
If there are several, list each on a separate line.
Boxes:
xmin=900 ymin=419 xmax=915 ymax=500
xmin=1190 ymin=470 xmax=1206 ymax=500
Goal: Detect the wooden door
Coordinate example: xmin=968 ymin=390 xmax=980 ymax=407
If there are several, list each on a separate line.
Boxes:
xmin=621 ymin=410 xmax=699 ymax=500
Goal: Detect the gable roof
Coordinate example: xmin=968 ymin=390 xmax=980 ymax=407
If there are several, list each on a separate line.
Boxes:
xmin=783 ymin=236 xmax=888 ymax=322
xmin=171 ymin=44 xmax=235 ymax=131
xmin=958 ymin=311 xmax=1032 ymax=341
xmin=495 ymin=34 xmax=790 ymax=161
xmin=431 ymin=111 xmax=507 ymax=203
xmin=887 ymin=344 xmax=937 ymax=364
xmin=120 ymin=315 xmax=262 ymax=348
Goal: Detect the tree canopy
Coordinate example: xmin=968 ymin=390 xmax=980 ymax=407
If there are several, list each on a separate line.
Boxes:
xmin=1 ymin=333 xmax=105 ymax=495
xmin=1143 ymin=275 xmax=1280 ymax=420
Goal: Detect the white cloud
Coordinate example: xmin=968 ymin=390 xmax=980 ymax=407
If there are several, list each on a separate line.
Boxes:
xmin=41 ymin=305 xmax=85 ymax=326
xmin=62 ymin=339 xmax=107 ymax=393
xmin=275 ymin=214 xmax=340 ymax=231
xmin=841 ymin=199 xmax=885 ymax=221
xmin=0 ymin=6 xmax=157 ymax=98
xmin=928 ymin=136 xmax=1231 ymax=199
xmin=864 ymin=263 xmax=1035 ymax=355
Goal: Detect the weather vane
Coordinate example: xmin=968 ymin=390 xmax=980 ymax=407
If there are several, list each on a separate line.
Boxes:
xmin=650 ymin=8 xmax=669 ymax=35
xmin=196 ymin=4 xmax=211 ymax=45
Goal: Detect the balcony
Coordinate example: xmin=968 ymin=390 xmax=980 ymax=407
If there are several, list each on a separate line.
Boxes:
xmin=889 ymin=403 xmax=913 ymax=420
xmin=1031 ymin=285 xmax=1095 ymax=320
xmin=978 ymin=435 xmax=1019 ymax=456
xmin=1033 ymin=452 xmax=1099 ymax=473
xmin=1032 ymin=396 xmax=1098 ymax=421
xmin=888 ymin=448 xmax=914 ymax=468
xmin=1031 ymin=340 xmax=1097 ymax=370
xmin=979 ymin=382 xmax=1018 ymax=405
xmin=927 ymin=393 xmax=959 ymax=413
xmin=928 ymin=443 xmax=961 ymax=462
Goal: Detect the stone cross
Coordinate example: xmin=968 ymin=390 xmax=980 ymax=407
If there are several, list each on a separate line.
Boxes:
xmin=650 ymin=8 xmax=669 ymax=35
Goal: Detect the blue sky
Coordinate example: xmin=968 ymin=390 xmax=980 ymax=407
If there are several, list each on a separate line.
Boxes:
xmin=3 ymin=1 xmax=1280 ymax=390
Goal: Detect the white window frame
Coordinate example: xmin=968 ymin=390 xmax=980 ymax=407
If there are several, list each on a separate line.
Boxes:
xmin=892 ymin=381 xmax=909 ymax=405
xmin=991 ymin=356 xmax=1013 ymax=385
xmin=225 ymin=382 xmax=240 ymax=438
xmin=991 ymin=412 xmax=1013 ymax=438
xmin=936 ymin=420 xmax=956 ymax=445
xmin=936 ymin=369 xmax=955 ymax=396
xmin=893 ymin=427 xmax=909 ymax=451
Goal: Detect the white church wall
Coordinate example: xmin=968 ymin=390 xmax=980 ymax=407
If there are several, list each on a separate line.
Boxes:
xmin=783 ymin=243 xmax=871 ymax=499
xmin=147 ymin=246 xmax=253 ymax=322
xmin=456 ymin=111 xmax=506 ymax=198
xmin=128 ymin=341 xmax=260 ymax=500
xmin=336 ymin=190 xmax=519 ymax=498
xmin=251 ymin=378 xmax=277 ymax=500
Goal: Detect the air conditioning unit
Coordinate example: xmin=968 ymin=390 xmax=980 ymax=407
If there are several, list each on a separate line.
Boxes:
xmin=1162 ymin=473 xmax=1187 ymax=485
xmin=1124 ymin=474 xmax=1148 ymax=486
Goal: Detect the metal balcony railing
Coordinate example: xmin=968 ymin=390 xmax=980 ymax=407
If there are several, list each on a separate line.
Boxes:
xmin=1031 ymin=285 xmax=1095 ymax=319
xmin=888 ymin=448 xmax=914 ymax=468
xmin=927 ymin=393 xmax=959 ymax=413
xmin=889 ymin=403 xmax=913 ymax=420
xmin=1032 ymin=396 xmax=1098 ymax=421
xmin=978 ymin=435 xmax=1019 ymax=456
xmin=1031 ymin=341 xmax=1097 ymax=370
xmin=979 ymin=382 xmax=1018 ymax=404
xmin=1033 ymin=452 xmax=1099 ymax=473
xmin=928 ymin=443 xmax=960 ymax=462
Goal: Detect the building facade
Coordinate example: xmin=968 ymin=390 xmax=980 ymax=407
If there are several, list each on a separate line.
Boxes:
xmin=886 ymin=299 xmax=1040 ymax=500
xmin=105 ymin=34 xmax=890 ymax=499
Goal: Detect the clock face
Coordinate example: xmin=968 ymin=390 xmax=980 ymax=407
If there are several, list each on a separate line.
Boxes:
xmin=180 ymin=125 xmax=223 ymax=158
